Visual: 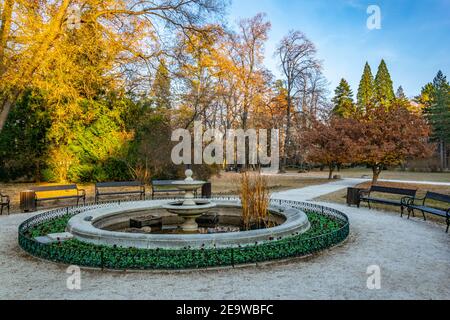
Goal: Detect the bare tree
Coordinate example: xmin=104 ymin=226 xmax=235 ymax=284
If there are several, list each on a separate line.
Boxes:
xmin=275 ymin=30 xmax=321 ymax=169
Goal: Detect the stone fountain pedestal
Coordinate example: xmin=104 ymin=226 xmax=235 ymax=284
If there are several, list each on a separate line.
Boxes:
xmin=162 ymin=170 xmax=216 ymax=232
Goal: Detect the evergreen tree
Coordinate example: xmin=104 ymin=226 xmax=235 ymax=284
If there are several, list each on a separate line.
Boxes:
xmin=396 ymin=86 xmax=406 ymax=100
xmin=416 ymin=83 xmax=435 ymax=109
xmin=151 ymin=59 xmax=172 ymax=109
xmin=332 ymin=79 xmax=355 ymax=118
xmin=357 ymin=62 xmax=375 ymax=113
xmin=374 ymin=59 xmax=395 ymax=107
xmin=427 ymin=71 xmax=450 ymax=168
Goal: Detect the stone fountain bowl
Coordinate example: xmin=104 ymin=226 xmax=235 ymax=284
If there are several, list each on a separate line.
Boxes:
xmin=163 ymin=200 xmax=216 ymax=217
xmin=169 ymin=180 xmax=206 ymax=191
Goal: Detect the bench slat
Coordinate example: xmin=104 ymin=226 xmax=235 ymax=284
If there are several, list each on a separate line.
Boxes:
xmin=409 ymin=205 xmax=446 ymax=217
xmin=33 ymin=184 xmax=78 ymax=192
xmin=96 ymin=181 xmax=143 ymax=188
xmin=370 ymin=186 xmax=417 ymax=196
xmin=97 ymin=191 xmax=144 ymax=196
xmin=36 ymin=195 xmax=83 ymax=201
xmin=425 ymin=192 xmax=450 ymax=204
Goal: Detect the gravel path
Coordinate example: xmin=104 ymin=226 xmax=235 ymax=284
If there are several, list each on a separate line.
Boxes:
xmin=0 ymin=180 xmax=449 ymax=300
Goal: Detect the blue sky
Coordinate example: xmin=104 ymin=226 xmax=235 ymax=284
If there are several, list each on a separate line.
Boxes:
xmin=228 ymin=0 xmax=450 ymax=98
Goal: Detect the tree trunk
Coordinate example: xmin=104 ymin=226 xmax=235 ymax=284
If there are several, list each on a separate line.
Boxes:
xmin=372 ymin=165 xmax=381 ymax=184
xmin=328 ymin=164 xmax=334 ymax=180
xmin=440 ymin=139 xmax=445 ymax=171
xmin=0 ymin=0 xmax=14 ymax=74
xmin=282 ymin=94 xmax=292 ymax=172
xmin=0 ymin=95 xmax=15 ymax=131
xmin=0 ymin=0 xmax=71 ymax=133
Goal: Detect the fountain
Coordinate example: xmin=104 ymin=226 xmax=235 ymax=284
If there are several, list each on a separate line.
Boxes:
xmin=162 ymin=169 xmax=216 ymax=232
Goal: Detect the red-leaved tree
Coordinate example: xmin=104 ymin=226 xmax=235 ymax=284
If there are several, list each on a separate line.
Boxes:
xmin=303 ymin=116 xmax=363 ymax=179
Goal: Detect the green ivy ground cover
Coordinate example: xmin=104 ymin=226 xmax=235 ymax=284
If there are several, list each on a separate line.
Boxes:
xmin=20 ymin=212 xmax=348 ymax=270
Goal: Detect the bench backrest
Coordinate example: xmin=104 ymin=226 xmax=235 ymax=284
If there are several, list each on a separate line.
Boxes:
xmin=370 ymin=185 xmax=417 ymax=197
xmin=425 ymin=192 xmax=450 ymax=204
xmin=95 ymin=181 xmax=143 ymax=188
xmin=32 ymin=184 xmax=78 ymax=192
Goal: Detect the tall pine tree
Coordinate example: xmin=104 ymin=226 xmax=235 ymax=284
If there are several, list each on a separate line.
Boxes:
xmin=151 ymin=59 xmax=172 ymax=109
xmin=357 ymin=62 xmax=375 ymax=113
xmin=374 ymin=59 xmax=395 ymax=108
xmin=426 ymin=71 xmax=450 ymax=169
xmin=396 ymin=86 xmax=406 ymax=100
xmin=332 ymin=78 xmax=355 ymax=118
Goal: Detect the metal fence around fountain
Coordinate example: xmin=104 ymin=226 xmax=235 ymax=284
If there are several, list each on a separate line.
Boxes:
xmin=18 ymin=197 xmax=349 ymax=270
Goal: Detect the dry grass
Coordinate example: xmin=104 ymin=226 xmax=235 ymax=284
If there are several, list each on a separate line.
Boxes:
xmin=315 ymin=181 xmax=450 ymax=224
xmin=211 ymin=172 xmax=330 ymax=195
xmin=296 ymin=168 xmax=450 ymax=183
xmin=239 ymin=172 xmax=270 ymax=230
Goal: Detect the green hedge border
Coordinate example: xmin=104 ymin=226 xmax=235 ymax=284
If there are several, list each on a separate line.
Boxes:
xmin=18 ymin=199 xmax=350 ymax=270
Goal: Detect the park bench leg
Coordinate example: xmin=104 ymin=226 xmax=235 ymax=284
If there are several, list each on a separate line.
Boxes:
xmin=421 ymin=210 xmax=426 ymax=221
xmin=0 ymin=205 xmax=3 ymax=215
xmin=401 ymin=206 xmax=404 ymax=217
xmin=368 ymin=201 xmax=371 ymax=210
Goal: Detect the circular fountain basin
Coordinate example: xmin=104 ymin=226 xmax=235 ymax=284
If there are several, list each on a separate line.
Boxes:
xmin=67 ymin=199 xmax=310 ymax=249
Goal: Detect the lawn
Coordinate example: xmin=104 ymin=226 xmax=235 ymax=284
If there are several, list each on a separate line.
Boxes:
xmin=296 ymin=168 xmax=450 ymax=183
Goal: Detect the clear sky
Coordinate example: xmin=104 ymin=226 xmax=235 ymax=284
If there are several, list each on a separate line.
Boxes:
xmin=228 ymin=0 xmax=450 ymax=98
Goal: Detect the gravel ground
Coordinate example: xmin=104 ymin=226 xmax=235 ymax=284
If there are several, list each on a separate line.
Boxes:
xmin=0 ymin=180 xmax=449 ymax=300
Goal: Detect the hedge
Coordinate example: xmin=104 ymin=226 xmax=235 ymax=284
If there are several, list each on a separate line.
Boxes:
xmin=18 ymin=200 xmax=349 ymax=270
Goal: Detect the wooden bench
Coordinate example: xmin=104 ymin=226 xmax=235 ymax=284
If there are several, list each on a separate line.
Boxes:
xmin=403 ymin=192 xmax=450 ymax=233
xmin=95 ymin=181 xmax=145 ymax=203
xmin=151 ymin=180 xmax=199 ymax=199
xmin=358 ymin=185 xmax=417 ymax=215
xmin=0 ymin=193 xmax=10 ymax=215
xmin=33 ymin=185 xmax=86 ymax=208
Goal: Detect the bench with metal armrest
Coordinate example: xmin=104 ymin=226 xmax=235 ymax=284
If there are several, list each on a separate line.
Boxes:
xmin=95 ymin=181 xmax=145 ymax=203
xmin=32 ymin=184 xmax=86 ymax=208
xmin=358 ymin=185 xmax=417 ymax=215
xmin=402 ymin=191 xmax=450 ymax=233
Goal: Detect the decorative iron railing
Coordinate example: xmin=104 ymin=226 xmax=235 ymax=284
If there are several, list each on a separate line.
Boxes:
xmin=18 ymin=198 xmax=349 ymax=270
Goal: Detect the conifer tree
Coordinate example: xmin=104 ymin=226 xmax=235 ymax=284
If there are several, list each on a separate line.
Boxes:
xmin=332 ymin=78 xmax=355 ymax=118
xmin=151 ymin=59 xmax=172 ymax=109
xmin=426 ymin=71 xmax=450 ymax=169
xmin=357 ymin=62 xmax=375 ymax=113
xmin=396 ymin=86 xmax=406 ymax=100
xmin=374 ymin=59 xmax=395 ymax=107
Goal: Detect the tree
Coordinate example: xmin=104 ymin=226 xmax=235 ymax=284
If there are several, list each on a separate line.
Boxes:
xmin=0 ymin=0 xmax=227 ymax=132
xmin=233 ymin=13 xmax=271 ymax=131
xmin=359 ymin=101 xmax=433 ymax=183
xmin=332 ymin=78 xmax=356 ymax=117
xmin=275 ymin=30 xmax=320 ymax=169
xmin=151 ymin=59 xmax=172 ymax=110
xmin=396 ymin=86 xmax=407 ymax=100
xmin=374 ymin=59 xmax=395 ymax=108
xmin=357 ymin=62 xmax=375 ymax=113
xmin=303 ymin=116 xmax=361 ymax=179
xmin=425 ymin=71 xmax=450 ymax=169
